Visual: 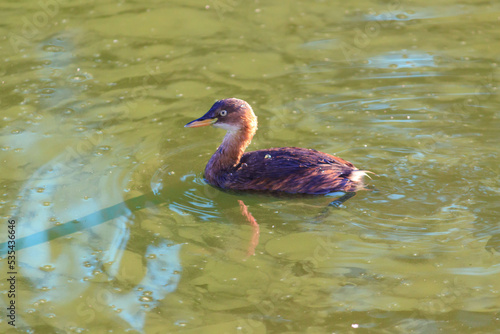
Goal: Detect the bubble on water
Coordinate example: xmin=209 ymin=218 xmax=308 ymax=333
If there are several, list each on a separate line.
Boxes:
xmin=68 ymin=72 xmax=93 ymax=83
xmin=40 ymin=265 xmax=55 ymax=272
xmin=42 ymin=45 xmax=65 ymax=52
xmin=139 ymin=296 xmax=154 ymax=302
xmin=40 ymin=88 xmax=55 ymax=95
xmin=97 ymin=145 xmax=111 ymax=151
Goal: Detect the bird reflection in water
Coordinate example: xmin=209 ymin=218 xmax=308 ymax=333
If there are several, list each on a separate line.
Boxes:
xmin=238 ymin=200 xmax=260 ymax=257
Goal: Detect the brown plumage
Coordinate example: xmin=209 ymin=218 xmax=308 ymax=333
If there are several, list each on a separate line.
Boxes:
xmin=185 ymin=98 xmax=370 ymax=195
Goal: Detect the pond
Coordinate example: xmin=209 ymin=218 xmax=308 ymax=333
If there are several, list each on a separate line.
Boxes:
xmin=0 ymin=0 xmax=499 ymax=333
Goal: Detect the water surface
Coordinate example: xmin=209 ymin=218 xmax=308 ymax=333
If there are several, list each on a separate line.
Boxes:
xmin=0 ymin=0 xmax=499 ymax=333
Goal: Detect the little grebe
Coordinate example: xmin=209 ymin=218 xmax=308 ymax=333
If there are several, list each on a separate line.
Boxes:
xmin=185 ymin=98 xmax=370 ymax=195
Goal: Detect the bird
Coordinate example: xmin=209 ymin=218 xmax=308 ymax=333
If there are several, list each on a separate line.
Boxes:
xmin=184 ymin=98 xmax=371 ymax=195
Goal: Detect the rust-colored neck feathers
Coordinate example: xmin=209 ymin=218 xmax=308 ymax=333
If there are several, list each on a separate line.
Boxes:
xmin=205 ymin=114 xmax=257 ymax=186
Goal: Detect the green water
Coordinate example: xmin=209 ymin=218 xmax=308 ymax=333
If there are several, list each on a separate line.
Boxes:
xmin=1 ymin=0 xmax=499 ymax=333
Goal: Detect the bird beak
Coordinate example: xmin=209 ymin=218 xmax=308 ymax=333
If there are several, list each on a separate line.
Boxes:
xmin=184 ymin=112 xmax=217 ymax=128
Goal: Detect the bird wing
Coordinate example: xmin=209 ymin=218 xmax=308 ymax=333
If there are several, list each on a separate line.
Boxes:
xmin=225 ymin=147 xmax=357 ymax=194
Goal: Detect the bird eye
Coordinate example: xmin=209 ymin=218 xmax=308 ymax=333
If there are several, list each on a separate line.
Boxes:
xmin=219 ymin=110 xmax=227 ymax=117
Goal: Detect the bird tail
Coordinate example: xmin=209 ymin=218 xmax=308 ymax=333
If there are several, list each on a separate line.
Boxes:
xmin=348 ymin=170 xmax=376 ymax=182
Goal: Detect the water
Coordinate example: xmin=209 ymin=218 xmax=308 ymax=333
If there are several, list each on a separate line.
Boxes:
xmin=1 ymin=0 xmax=499 ymax=333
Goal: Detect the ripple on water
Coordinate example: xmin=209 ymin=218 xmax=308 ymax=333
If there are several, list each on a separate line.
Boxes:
xmin=362 ymin=6 xmax=467 ymax=22
xmin=365 ymin=51 xmax=440 ymax=69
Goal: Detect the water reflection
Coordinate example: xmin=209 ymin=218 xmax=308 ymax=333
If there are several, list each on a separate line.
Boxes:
xmin=0 ymin=142 xmax=270 ymax=330
xmin=105 ymin=242 xmax=182 ymax=330
xmin=0 ymin=28 xmax=189 ymax=332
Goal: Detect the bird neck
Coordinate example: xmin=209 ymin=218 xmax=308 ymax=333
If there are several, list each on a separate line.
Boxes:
xmin=205 ymin=125 xmax=256 ymax=184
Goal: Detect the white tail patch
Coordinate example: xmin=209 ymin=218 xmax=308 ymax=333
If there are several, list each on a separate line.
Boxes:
xmin=348 ymin=170 xmax=375 ymax=182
